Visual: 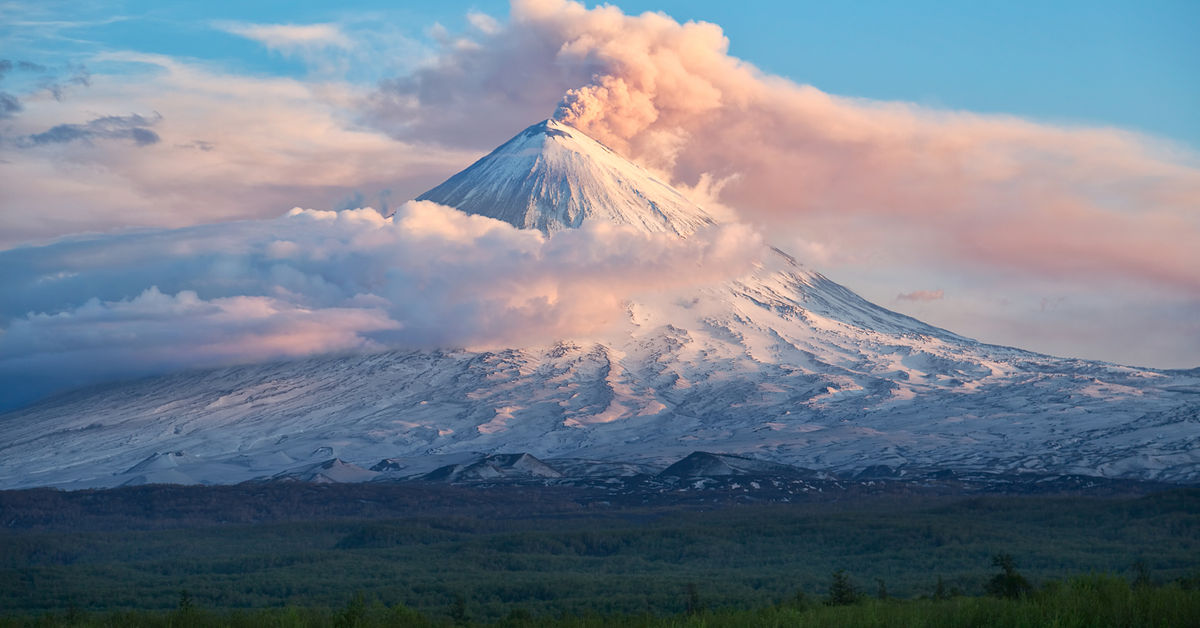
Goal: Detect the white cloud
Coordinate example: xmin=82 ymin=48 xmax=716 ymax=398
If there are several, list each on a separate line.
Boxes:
xmin=467 ymin=11 xmax=502 ymax=35
xmin=0 ymin=203 xmax=763 ymax=409
xmin=218 ymin=22 xmax=352 ymax=53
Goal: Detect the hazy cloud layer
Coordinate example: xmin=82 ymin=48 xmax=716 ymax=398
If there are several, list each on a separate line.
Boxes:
xmin=23 ymin=112 xmax=161 ymax=146
xmin=0 ymin=203 xmax=762 ymax=409
xmin=0 ymin=52 xmax=475 ymax=245
xmin=897 ymin=290 xmax=944 ymax=303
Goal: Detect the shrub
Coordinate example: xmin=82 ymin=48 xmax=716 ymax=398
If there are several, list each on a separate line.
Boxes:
xmin=826 ymin=570 xmax=857 ymax=606
xmin=985 ymin=553 xmax=1033 ymax=599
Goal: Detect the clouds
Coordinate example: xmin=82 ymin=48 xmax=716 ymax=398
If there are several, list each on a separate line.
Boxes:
xmin=356 ymin=0 xmax=1200 ymax=293
xmin=412 ymin=2 xmax=1195 ymax=287
xmin=0 ymin=52 xmax=474 ymax=246
xmin=218 ymin=22 xmax=352 ymax=53
xmin=0 ymin=0 xmax=1197 ymax=371
xmin=23 ymin=112 xmax=161 ymax=146
xmin=539 ymin=1 xmax=1199 ymax=294
xmin=897 ymin=290 xmax=944 ymax=303
xmin=0 ymin=92 xmax=19 ymax=118
xmin=0 ymin=58 xmax=48 ymax=118
xmin=0 ymin=287 xmax=400 ymax=409
xmin=359 ymin=0 xmax=1199 ymax=366
xmin=0 ymin=202 xmax=762 ymax=409
xmin=0 ymin=57 xmax=88 ymax=111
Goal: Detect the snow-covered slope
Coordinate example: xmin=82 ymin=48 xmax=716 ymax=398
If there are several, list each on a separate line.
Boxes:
xmin=660 ymin=452 xmax=816 ymax=478
xmin=417 ymin=119 xmax=715 ymax=235
xmin=0 ymin=119 xmax=1197 ymax=489
xmin=273 ymin=459 xmax=379 ymax=484
xmin=423 ymin=453 xmax=563 ymax=483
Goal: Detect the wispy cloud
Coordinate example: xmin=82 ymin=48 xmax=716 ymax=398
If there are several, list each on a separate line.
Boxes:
xmin=0 ymin=51 xmax=473 ymax=245
xmin=217 ymin=21 xmax=352 ymax=53
xmin=22 ymin=112 xmax=160 ymax=146
xmin=0 ymin=59 xmax=48 ymax=79
xmin=897 ymin=289 xmax=944 ymax=303
xmin=209 ymin=18 xmax=431 ymax=82
xmin=0 ymin=58 xmax=49 ymax=118
xmin=466 ymin=11 xmax=502 ymax=35
xmin=0 ymin=92 xmax=19 ymax=118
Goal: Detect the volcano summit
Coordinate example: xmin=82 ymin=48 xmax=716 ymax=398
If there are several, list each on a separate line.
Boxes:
xmin=418 ymin=119 xmax=716 ymax=235
xmin=0 ymin=119 xmax=1196 ymax=489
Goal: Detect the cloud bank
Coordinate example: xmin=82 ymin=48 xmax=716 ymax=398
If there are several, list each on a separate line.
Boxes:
xmin=0 ymin=203 xmax=762 ymax=409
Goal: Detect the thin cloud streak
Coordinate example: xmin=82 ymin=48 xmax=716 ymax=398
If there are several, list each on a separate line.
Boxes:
xmin=897 ymin=290 xmax=944 ymax=303
xmin=217 ymin=22 xmax=352 ymax=52
xmin=22 ymin=112 xmax=161 ymax=146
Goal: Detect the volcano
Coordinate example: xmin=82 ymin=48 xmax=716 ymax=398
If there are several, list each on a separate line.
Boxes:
xmin=418 ymin=118 xmax=715 ymax=235
xmin=0 ymin=119 xmax=1196 ymax=489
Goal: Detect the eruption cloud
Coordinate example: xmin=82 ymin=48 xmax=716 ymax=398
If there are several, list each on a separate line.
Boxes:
xmin=373 ymin=0 xmax=1200 ymax=295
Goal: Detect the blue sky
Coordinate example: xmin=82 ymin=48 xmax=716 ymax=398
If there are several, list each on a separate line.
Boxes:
xmin=622 ymin=0 xmax=1200 ymax=148
xmin=5 ymin=0 xmax=1197 ymax=148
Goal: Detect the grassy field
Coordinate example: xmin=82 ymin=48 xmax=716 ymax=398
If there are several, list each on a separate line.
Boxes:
xmin=2 ymin=488 xmax=1197 ymax=622
xmin=2 ymin=575 xmax=1198 ymax=627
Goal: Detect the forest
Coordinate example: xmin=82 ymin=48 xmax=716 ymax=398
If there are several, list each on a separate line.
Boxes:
xmin=2 ymin=485 xmax=1197 ymax=625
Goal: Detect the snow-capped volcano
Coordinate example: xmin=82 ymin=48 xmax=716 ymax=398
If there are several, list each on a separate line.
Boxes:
xmin=0 ymin=120 xmax=1196 ymax=490
xmin=417 ymin=118 xmax=715 ymax=235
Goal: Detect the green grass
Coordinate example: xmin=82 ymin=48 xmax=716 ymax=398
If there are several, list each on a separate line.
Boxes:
xmin=2 ymin=576 xmax=1198 ymax=627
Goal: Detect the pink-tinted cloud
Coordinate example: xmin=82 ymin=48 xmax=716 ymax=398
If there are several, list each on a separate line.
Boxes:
xmin=0 ymin=52 xmax=474 ymax=246
xmin=367 ymin=0 xmax=1200 ymax=296
xmin=897 ymin=289 xmax=944 ymax=303
xmin=0 ymin=287 xmax=400 ymax=404
xmin=0 ymin=203 xmax=763 ymax=408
